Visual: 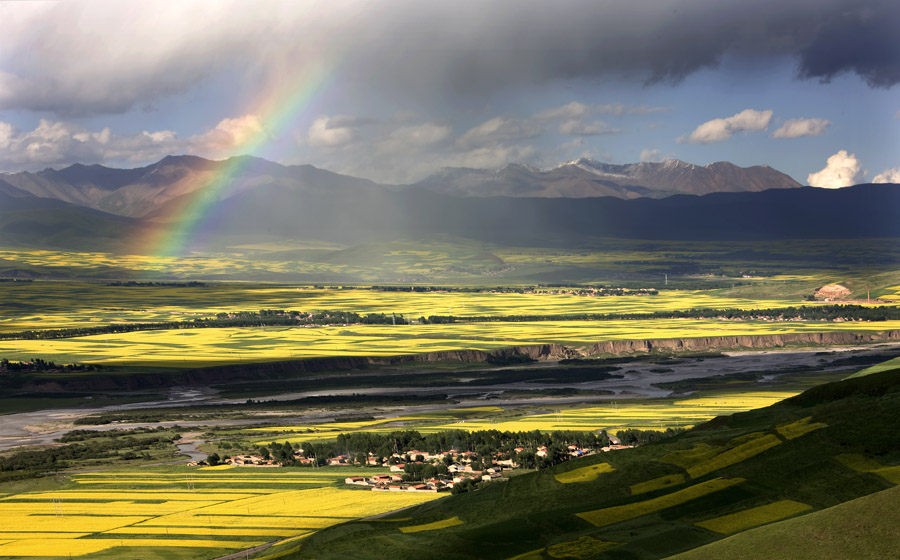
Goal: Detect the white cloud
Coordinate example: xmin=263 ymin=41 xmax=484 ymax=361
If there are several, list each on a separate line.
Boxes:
xmin=387 ymin=123 xmax=452 ymax=147
xmin=771 ymin=118 xmax=831 ymax=138
xmin=537 ymin=101 xmax=670 ymax=122
xmin=595 ymin=103 xmax=671 ymax=116
xmin=375 ymin=122 xmax=452 ymax=156
xmin=307 ymin=115 xmax=357 ymax=148
xmin=451 ymin=144 xmax=538 ymax=170
xmin=536 ymin=101 xmax=592 ymax=122
xmin=559 ymin=120 xmax=620 ymax=136
xmin=807 ymin=150 xmax=865 ymax=188
xmin=200 ymin=115 xmax=263 ymax=150
xmin=0 ymin=122 xmax=15 ymax=149
xmin=457 ymin=117 xmax=542 ymax=149
xmin=639 ymin=149 xmax=662 ymax=162
xmin=873 ymin=167 xmax=900 ymax=183
xmin=678 ymin=109 xmax=773 ymax=144
xmin=0 ymin=115 xmax=264 ymax=171
xmin=895 ymin=110 xmax=900 ymax=119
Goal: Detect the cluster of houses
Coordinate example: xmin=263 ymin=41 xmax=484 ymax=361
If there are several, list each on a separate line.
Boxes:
xmin=343 ymin=449 xmax=515 ymax=493
xmin=189 ymin=443 xmax=634 ymax=494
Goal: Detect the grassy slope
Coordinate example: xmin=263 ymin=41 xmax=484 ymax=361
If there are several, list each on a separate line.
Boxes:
xmin=666 ymin=484 xmax=900 ymax=560
xmin=278 ymin=369 xmax=900 ymax=560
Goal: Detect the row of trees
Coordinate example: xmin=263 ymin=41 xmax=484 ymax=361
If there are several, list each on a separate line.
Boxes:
xmin=0 ymin=432 xmax=179 ymax=480
xmin=8 ymin=302 xmax=892 ymax=343
xmin=106 ymin=281 xmax=206 ymax=287
xmin=292 ymin=429 xmax=612 ymax=469
xmin=0 ymin=357 xmax=101 ymax=373
xmin=616 ymin=428 xmax=686 ymax=446
xmin=0 ymin=309 xmax=409 ymax=341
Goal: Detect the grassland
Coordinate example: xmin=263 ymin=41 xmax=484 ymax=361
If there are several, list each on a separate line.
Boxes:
xmin=4 ymin=234 xmax=900 ymax=285
xmin=0 ymin=467 xmax=441 ymax=559
xmin=670 ymin=485 xmax=900 ymax=560
xmin=846 ymin=355 xmax=900 ymax=378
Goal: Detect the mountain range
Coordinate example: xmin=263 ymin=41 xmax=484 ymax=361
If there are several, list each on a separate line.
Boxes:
xmin=1 ymin=155 xmax=898 ymax=254
xmin=410 ymin=158 xmax=801 ymax=199
xmin=0 ymin=155 xmax=801 ymax=220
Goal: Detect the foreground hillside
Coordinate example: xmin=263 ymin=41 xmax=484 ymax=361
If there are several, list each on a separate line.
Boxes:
xmin=669 ymin=484 xmax=900 ymax=560
xmin=281 ymin=367 xmax=900 ymax=560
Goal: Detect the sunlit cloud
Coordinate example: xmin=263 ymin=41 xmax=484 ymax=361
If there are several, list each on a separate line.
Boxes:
xmin=678 ymin=109 xmax=773 ymax=144
xmin=807 ymin=150 xmax=865 ymax=188
xmin=771 ymin=118 xmax=830 ymax=138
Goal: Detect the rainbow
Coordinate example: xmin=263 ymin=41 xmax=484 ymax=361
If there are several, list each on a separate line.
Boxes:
xmin=138 ymin=59 xmax=334 ymax=258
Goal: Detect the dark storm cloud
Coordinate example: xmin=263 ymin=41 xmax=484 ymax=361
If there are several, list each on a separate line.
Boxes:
xmin=796 ymin=2 xmax=900 ymax=87
xmin=361 ymin=0 xmax=900 ymax=95
xmin=1 ymin=0 xmax=897 ymax=116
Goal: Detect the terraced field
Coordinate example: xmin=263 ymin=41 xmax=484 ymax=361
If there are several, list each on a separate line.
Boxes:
xmin=0 ymin=468 xmax=441 ymax=559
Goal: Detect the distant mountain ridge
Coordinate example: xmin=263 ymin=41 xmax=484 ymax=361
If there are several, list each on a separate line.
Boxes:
xmin=410 ymin=158 xmax=802 ymax=198
xmin=1 ymin=155 xmax=383 ymax=219
xmin=0 ymin=155 xmax=801 ymax=219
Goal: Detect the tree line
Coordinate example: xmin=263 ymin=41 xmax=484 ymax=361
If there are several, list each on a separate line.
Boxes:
xmin=6 ymin=304 xmax=890 ymax=343
xmin=0 ymin=309 xmax=409 ymax=341
xmin=294 ymin=429 xmax=612 ymax=469
xmin=1 ymin=358 xmax=101 ymax=373
xmin=0 ymin=431 xmax=180 ymax=481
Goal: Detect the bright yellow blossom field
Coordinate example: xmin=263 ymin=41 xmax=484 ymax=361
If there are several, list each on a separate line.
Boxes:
xmin=0 ymin=468 xmax=441 ymax=559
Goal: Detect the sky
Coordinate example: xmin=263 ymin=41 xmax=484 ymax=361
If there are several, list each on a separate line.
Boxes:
xmin=0 ymin=0 xmax=898 ymax=188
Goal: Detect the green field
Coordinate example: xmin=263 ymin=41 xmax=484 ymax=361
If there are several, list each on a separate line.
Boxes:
xmin=3 ymin=236 xmax=900 ymax=286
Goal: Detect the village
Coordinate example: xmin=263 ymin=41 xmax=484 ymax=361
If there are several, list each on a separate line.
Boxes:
xmin=192 ymin=440 xmax=634 ymax=493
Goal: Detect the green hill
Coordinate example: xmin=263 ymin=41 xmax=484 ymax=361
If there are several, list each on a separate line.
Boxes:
xmin=277 ymin=369 xmax=900 ymax=560
xmin=667 ymin=484 xmax=900 ymax=560
xmin=846 ymin=356 xmax=900 ymax=379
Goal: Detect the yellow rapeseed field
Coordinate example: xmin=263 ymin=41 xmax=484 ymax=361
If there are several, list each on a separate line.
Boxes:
xmin=695 ymin=500 xmax=813 ymax=534
xmin=775 ymin=417 xmax=828 ymax=440
xmin=399 ymin=516 xmax=465 ymax=533
xmin=834 ymin=454 xmax=900 ymax=484
xmin=685 ymin=433 xmax=781 ymax=479
xmin=0 ymin=538 xmax=266 ymax=557
xmin=546 ymin=536 xmax=623 ymax=558
xmin=5 ymin=317 xmax=900 ymax=367
xmin=554 ymin=463 xmax=614 ymax=484
xmin=629 ymin=474 xmax=686 ymax=495
xmin=0 ymin=472 xmax=443 ymax=559
xmin=576 ymin=478 xmax=744 ymax=527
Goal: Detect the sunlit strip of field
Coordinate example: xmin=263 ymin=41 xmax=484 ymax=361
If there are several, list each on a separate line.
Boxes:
xmin=0 ymin=538 xmax=266 ymax=557
xmin=5 ymin=273 xmax=890 ymax=334
xmin=576 ymin=478 xmax=745 ymax=527
xmin=554 ymin=463 xmax=615 ymax=484
xmin=694 ymin=500 xmax=813 ymax=534
xmin=4 ymin=319 xmax=900 ymax=367
xmin=399 ymin=516 xmax=464 ymax=533
xmin=250 ymin=390 xmax=803 ymax=446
